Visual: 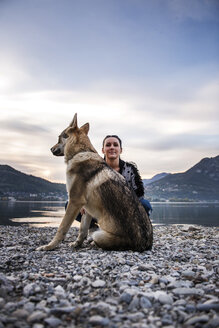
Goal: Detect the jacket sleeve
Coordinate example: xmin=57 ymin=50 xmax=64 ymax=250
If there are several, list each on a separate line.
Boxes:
xmin=123 ymin=162 xmax=144 ymax=198
xmin=128 ymin=162 xmax=145 ymax=198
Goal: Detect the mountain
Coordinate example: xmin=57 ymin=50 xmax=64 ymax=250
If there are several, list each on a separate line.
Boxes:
xmin=143 ymin=172 xmax=170 ymax=185
xmin=144 ymin=155 xmax=219 ymax=201
xmin=1 ymin=155 xmax=219 ymax=202
xmin=0 ymin=165 xmax=67 ymax=199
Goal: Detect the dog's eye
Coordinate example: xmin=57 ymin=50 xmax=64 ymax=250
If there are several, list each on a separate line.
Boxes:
xmin=63 ymin=133 xmax=69 ymax=139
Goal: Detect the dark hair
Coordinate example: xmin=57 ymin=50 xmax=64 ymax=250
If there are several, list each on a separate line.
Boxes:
xmin=102 ymin=135 xmax=122 ymax=148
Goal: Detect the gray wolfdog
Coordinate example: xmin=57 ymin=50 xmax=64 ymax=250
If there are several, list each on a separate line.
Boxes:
xmin=37 ymin=114 xmax=153 ymax=252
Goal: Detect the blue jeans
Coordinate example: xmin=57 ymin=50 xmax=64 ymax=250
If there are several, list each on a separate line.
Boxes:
xmin=140 ymin=198 xmax=152 ymax=216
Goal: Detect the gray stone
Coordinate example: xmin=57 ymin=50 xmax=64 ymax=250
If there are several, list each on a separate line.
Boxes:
xmin=50 ymin=306 xmax=75 ymax=316
xmin=141 ymin=292 xmax=155 ymax=301
xmin=23 ymin=301 xmax=35 ymax=313
xmin=4 ymin=302 xmax=17 ymax=312
xmin=59 ymin=299 xmax=71 ymax=307
xmin=185 ymin=314 xmax=209 ymax=325
xmin=181 ymin=270 xmax=195 ymax=279
xmin=0 ymin=273 xmax=14 ymax=296
xmin=27 ymin=311 xmax=47 ymax=323
xmin=128 ymin=295 xmax=139 ymax=311
xmin=44 ymin=317 xmax=62 ymax=327
xmin=159 ymin=277 xmax=169 ymax=285
xmin=127 ymin=312 xmax=145 ymax=322
xmin=173 ymin=287 xmax=204 ymax=296
xmin=185 ymin=304 xmax=196 ymax=313
xmin=174 ymin=299 xmax=186 ymax=306
xmin=36 ymin=300 xmax=47 ymax=311
xmin=158 ymin=293 xmax=173 ymax=305
xmin=90 ymin=301 xmax=116 ymax=316
xmin=208 ymin=317 xmax=219 ymax=328
xmin=32 ymin=325 xmax=44 ymax=328
xmin=47 ymin=295 xmax=58 ymax=303
xmin=92 ymin=279 xmax=106 ymax=288
xmin=54 ymin=285 xmax=66 ymax=298
xmin=119 ymin=292 xmax=133 ymax=304
xmin=162 ymin=314 xmax=173 ymax=326
xmin=139 ymin=296 xmax=152 ymax=309
xmin=23 ymin=283 xmax=37 ymax=297
xmin=138 ymin=264 xmax=155 ymax=271
xmin=167 ymin=280 xmax=193 ymax=289
xmin=197 ymin=303 xmax=219 ymax=311
xmin=73 ymin=274 xmax=83 ymax=282
xmin=89 ymin=315 xmax=110 ymax=326
xmin=11 ymin=309 xmax=29 ymax=319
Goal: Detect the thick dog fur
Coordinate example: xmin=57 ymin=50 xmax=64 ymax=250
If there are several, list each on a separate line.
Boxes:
xmin=37 ymin=114 xmax=153 ymax=252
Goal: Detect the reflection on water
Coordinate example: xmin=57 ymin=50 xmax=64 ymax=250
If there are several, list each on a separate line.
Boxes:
xmin=0 ymin=201 xmax=218 ymax=227
xmin=151 ymin=202 xmax=219 ymax=227
xmin=0 ymin=201 xmax=80 ymax=228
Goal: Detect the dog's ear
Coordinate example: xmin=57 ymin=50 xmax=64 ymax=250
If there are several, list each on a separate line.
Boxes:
xmin=80 ymin=123 xmax=89 ymax=135
xmin=65 ymin=127 xmax=75 ymax=136
xmin=70 ymin=113 xmax=78 ymax=129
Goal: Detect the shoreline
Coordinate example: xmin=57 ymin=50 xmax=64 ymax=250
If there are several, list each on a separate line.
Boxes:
xmin=0 ymin=225 xmax=218 ymax=327
xmin=1 ymin=200 xmax=219 ymax=203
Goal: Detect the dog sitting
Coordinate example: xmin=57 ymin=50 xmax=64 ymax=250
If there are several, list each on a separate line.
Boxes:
xmin=37 ymin=114 xmax=153 ymax=252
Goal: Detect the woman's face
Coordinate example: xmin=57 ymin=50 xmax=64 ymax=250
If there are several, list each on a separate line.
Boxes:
xmin=102 ymin=137 xmax=122 ymax=160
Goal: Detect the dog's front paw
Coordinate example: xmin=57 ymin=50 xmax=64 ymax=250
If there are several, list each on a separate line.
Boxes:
xmin=87 ymin=235 xmax=94 ymax=243
xmin=36 ymin=244 xmax=52 ymax=251
xmin=70 ymin=240 xmax=82 ymax=248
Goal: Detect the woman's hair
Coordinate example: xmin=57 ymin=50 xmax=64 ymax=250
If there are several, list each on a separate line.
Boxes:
xmin=102 ymin=135 xmax=122 ymax=148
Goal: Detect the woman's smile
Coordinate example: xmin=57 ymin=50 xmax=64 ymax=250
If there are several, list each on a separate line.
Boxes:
xmin=102 ymin=137 xmax=122 ymax=160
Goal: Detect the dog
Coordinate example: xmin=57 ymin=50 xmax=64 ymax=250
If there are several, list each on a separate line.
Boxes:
xmin=37 ymin=114 xmax=153 ymax=252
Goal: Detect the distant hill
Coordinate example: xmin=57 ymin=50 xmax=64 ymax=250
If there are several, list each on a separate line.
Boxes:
xmin=0 ymin=165 xmax=66 ymax=196
xmin=143 ymin=172 xmax=170 ymax=185
xmin=1 ymin=155 xmax=219 ymax=202
xmin=145 ymin=155 xmax=219 ymax=201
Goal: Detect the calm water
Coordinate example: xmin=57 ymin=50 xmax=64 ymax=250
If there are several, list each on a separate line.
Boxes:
xmin=0 ymin=201 xmax=218 ymax=227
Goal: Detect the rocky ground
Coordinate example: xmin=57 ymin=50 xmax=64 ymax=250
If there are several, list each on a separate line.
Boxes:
xmin=0 ymin=224 xmax=218 ymax=328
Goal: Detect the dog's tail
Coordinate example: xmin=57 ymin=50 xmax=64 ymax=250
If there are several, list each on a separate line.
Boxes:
xmin=92 ymin=229 xmax=152 ymax=252
xmin=92 ymin=230 xmax=130 ymax=251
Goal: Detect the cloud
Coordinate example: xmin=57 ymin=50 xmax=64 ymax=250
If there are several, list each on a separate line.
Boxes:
xmin=0 ymin=76 xmax=218 ymax=180
xmin=1 ymin=119 xmax=51 ymax=135
xmin=142 ymin=134 xmax=219 ymax=151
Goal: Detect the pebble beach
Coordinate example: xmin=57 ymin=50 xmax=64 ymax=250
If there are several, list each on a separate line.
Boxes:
xmin=0 ymin=224 xmax=218 ymax=328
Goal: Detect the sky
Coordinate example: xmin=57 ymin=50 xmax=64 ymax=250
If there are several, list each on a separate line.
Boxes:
xmin=0 ymin=0 xmax=218 ymax=182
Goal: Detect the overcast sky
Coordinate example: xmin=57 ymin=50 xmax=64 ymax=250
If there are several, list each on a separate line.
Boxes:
xmin=0 ymin=0 xmax=218 ymax=182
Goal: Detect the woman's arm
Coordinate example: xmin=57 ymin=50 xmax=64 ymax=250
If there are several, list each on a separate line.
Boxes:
xmin=129 ymin=162 xmax=145 ymax=198
xmin=121 ymin=161 xmax=145 ymax=198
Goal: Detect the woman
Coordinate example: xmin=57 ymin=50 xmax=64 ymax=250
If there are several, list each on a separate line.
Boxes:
xmin=102 ymin=135 xmax=152 ymax=216
xmin=66 ymin=135 xmax=152 ymax=228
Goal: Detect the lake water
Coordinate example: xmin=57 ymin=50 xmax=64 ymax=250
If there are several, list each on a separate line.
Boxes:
xmin=0 ymin=201 xmax=218 ymax=227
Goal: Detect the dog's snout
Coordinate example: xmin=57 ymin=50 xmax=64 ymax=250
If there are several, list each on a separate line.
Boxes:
xmin=51 ymin=145 xmax=63 ymax=156
xmin=51 ymin=146 xmax=56 ymax=154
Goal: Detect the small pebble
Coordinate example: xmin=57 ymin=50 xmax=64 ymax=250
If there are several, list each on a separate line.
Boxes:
xmin=92 ymin=279 xmax=106 ymax=288
xmin=185 ymin=314 xmax=209 ymax=325
xmin=27 ymin=311 xmax=47 ymax=323
xmin=44 ymin=317 xmax=62 ymax=327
